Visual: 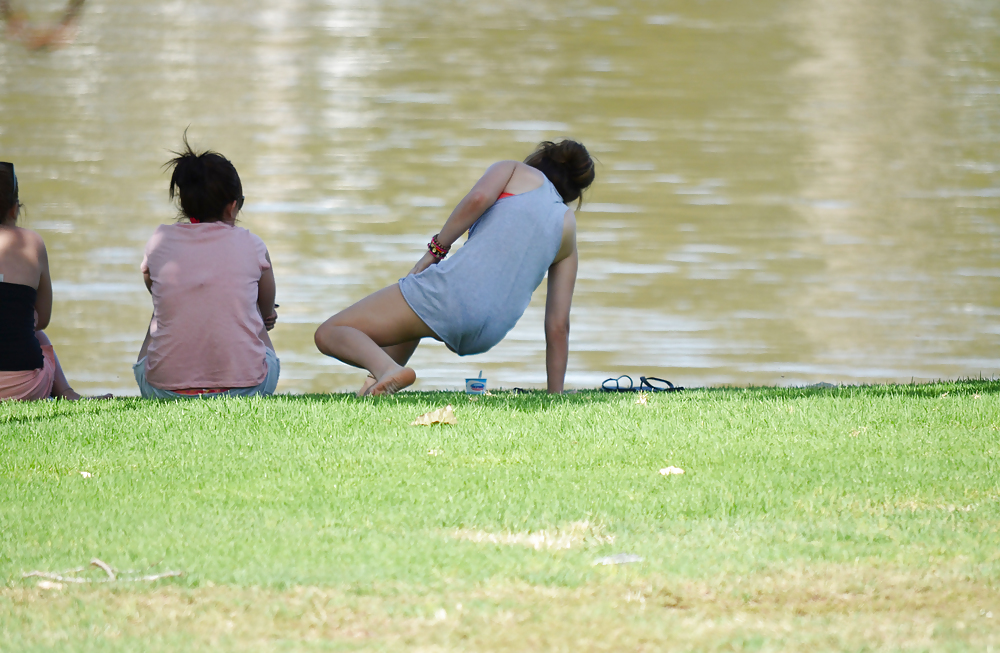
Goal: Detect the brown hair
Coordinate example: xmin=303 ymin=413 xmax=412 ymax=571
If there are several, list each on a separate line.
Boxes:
xmin=165 ymin=132 xmax=243 ymax=223
xmin=524 ymin=140 xmax=595 ymax=207
xmin=0 ymin=161 xmax=21 ymax=218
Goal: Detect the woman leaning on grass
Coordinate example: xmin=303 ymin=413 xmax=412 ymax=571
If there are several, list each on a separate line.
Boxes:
xmin=315 ymin=139 xmax=595 ymax=396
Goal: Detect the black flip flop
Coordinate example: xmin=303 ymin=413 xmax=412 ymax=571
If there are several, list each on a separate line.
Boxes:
xmin=601 ymin=375 xmax=684 ymax=392
xmin=602 ymin=375 xmax=638 ymax=392
xmin=639 ymin=376 xmax=683 ymax=392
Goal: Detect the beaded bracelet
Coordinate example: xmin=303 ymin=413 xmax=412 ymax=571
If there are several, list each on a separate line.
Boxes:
xmin=427 ymin=234 xmax=451 ymax=261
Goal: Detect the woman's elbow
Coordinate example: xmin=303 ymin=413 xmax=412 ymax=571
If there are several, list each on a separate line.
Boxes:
xmin=466 ymin=190 xmax=494 ymax=212
xmin=545 ymin=321 xmax=570 ymax=341
xmin=34 ymin=309 xmax=51 ymax=331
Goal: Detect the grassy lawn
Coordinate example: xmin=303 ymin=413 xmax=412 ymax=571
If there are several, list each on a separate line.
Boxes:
xmin=2 ymin=382 xmax=999 ymax=651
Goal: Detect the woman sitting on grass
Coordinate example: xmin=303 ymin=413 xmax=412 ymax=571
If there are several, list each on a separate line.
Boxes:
xmin=134 ymin=138 xmax=279 ymax=399
xmin=0 ymin=162 xmax=85 ymax=400
xmin=315 ymin=139 xmax=595 ymax=396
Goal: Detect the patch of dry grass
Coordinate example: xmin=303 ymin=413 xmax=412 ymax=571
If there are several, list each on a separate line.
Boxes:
xmin=451 ymin=520 xmax=615 ymax=551
xmin=4 ymin=563 xmax=998 ymax=652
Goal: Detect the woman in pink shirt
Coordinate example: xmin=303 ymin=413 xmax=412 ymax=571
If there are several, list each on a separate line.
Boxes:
xmin=134 ymin=139 xmax=279 ymax=399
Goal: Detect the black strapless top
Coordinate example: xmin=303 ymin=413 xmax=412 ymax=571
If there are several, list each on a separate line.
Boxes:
xmin=0 ymin=282 xmax=44 ymax=371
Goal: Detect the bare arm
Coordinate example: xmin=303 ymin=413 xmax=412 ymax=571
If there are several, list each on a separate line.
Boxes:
xmin=438 ymin=161 xmax=518 ymax=246
xmin=137 ymin=269 xmax=153 ymax=362
xmin=409 ymin=160 xmax=520 ymax=275
xmin=257 ymin=252 xmax=277 ymax=330
xmin=544 ymin=210 xmax=578 ymax=394
xmin=34 ymin=240 xmax=53 ymax=330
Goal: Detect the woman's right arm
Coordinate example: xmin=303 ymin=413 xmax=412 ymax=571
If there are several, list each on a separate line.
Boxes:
xmin=409 ymin=160 xmax=519 ymax=275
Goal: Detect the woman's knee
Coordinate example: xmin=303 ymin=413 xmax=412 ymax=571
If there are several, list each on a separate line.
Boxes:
xmin=314 ymin=321 xmax=334 ymax=354
xmin=314 ymin=319 xmax=351 ymax=354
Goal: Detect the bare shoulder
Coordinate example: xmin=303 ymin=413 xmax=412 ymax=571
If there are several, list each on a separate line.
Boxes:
xmin=562 ymin=207 xmax=577 ymax=243
xmin=553 ymin=207 xmax=577 ymax=264
xmin=505 ymin=161 xmax=546 ymax=194
xmin=514 ymin=160 xmax=545 ymax=179
xmin=26 ymin=228 xmax=49 ymax=266
xmin=23 ymin=227 xmax=47 ymax=250
xmin=0 ymin=225 xmax=46 ymax=252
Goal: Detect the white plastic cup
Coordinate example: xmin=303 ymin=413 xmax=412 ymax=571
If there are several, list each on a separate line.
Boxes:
xmin=465 ymin=377 xmax=486 ymax=394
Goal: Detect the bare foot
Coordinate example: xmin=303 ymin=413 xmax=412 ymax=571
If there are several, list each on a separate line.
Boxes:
xmin=356 ymin=374 xmax=376 ymax=397
xmin=365 ymin=367 xmax=416 ymax=396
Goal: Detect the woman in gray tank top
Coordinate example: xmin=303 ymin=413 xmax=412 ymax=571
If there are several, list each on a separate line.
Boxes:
xmin=314 ymin=140 xmax=595 ymax=396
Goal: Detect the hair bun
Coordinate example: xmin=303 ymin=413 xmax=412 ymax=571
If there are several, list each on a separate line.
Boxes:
xmin=524 ymin=139 xmax=596 ymax=206
xmin=166 ymin=132 xmax=243 ymax=223
xmin=556 ymin=141 xmax=595 ymax=179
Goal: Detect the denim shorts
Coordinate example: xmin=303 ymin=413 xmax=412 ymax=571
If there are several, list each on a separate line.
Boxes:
xmin=133 ymin=347 xmax=280 ymax=399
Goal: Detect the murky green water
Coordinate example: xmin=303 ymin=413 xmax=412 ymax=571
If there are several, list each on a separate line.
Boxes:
xmin=1 ymin=0 xmax=998 ymax=394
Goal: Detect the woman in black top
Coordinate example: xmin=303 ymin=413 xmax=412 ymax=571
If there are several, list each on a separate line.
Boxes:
xmin=0 ymin=162 xmax=83 ymax=400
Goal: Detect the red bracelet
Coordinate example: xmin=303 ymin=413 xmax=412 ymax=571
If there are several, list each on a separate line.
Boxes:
xmin=427 ymin=234 xmax=450 ymax=261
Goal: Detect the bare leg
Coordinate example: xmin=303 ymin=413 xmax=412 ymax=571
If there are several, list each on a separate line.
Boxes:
xmin=315 ymin=284 xmax=437 ymax=395
xmin=358 ymin=340 xmax=421 ymax=395
xmin=384 ymin=340 xmax=421 ymax=366
xmin=35 ymin=330 xmax=81 ymax=400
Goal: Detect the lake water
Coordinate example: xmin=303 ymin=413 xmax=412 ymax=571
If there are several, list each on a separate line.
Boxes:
xmin=1 ymin=0 xmax=998 ymax=394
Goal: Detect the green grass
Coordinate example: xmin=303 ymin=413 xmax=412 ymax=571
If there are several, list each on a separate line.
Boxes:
xmin=2 ymin=381 xmax=999 ymax=651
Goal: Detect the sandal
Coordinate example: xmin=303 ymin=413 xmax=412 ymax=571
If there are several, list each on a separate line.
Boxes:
xmin=601 ymin=375 xmax=683 ymax=392
xmin=601 ymin=375 xmax=637 ymax=392
xmin=639 ymin=376 xmax=683 ymax=392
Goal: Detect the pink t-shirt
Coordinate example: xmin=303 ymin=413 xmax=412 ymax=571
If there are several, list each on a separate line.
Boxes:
xmin=141 ymin=223 xmax=271 ymax=390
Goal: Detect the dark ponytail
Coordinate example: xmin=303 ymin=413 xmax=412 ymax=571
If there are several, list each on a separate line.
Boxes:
xmin=524 ymin=139 xmax=595 ymax=207
xmin=165 ymin=132 xmax=243 ymax=223
xmin=0 ymin=161 xmax=20 ymax=218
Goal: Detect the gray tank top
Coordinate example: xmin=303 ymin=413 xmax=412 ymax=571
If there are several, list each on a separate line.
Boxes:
xmin=398 ymin=177 xmax=567 ymax=355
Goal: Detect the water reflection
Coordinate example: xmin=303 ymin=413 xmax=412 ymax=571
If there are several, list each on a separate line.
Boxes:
xmin=0 ymin=0 xmax=997 ymax=394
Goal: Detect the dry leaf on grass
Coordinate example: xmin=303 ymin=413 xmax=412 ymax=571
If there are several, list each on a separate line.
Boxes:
xmin=412 ymin=405 xmax=457 ymax=426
